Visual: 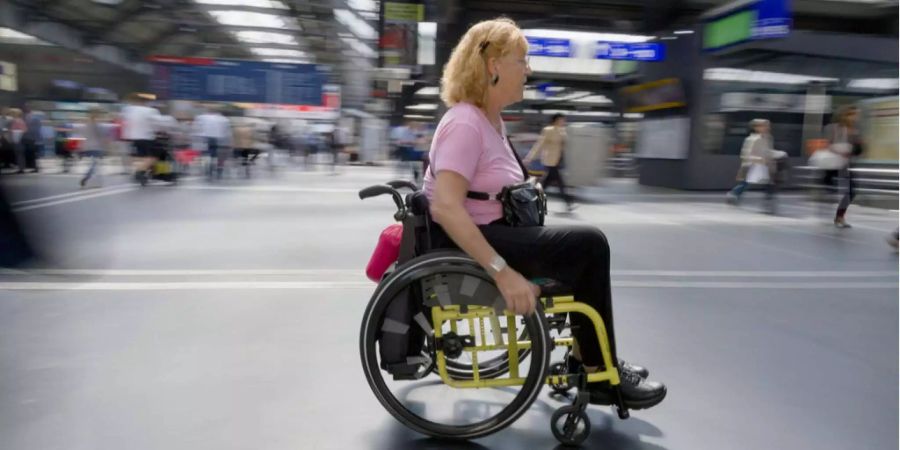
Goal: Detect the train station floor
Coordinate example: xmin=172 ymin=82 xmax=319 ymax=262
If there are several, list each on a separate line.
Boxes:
xmin=0 ymin=161 xmax=897 ymax=450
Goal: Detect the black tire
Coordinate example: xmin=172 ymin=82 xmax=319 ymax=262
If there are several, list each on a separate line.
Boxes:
xmin=551 ymin=405 xmax=590 ymax=447
xmin=360 ymin=251 xmax=550 ymax=440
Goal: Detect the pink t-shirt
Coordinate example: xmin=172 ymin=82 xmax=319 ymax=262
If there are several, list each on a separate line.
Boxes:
xmin=423 ymin=102 xmax=524 ymax=225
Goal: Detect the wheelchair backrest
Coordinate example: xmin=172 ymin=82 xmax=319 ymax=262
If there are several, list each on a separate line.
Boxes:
xmin=397 ymin=191 xmax=437 ymax=264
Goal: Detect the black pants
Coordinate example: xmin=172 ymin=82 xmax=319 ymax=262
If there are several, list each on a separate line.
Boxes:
xmin=431 ymin=223 xmax=617 ymax=367
xmin=824 ymin=167 xmax=855 ymax=218
xmin=542 ymin=166 xmax=573 ymax=206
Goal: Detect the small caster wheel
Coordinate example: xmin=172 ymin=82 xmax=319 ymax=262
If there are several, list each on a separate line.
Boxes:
xmin=614 ymin=404 xmax=630 ymax=420
xmin=551 ymin=405 xmax=590 ymax=447
xmin=549 ymin=362 xmax=573 ymax=395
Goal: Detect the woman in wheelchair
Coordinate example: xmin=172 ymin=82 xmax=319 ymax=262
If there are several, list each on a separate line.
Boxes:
xmin=423 ymin=18 xmax=666 ymax=410
xmin=358 ymin=18 xmax=665 ymax=446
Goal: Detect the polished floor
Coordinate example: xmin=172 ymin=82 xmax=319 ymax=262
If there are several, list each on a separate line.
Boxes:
xmin=0 ymin=160 xmax=897 ymax=450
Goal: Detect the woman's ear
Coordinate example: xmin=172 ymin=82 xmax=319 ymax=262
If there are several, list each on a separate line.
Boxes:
xmin=486 ymin=57 xmax=498 ymax=78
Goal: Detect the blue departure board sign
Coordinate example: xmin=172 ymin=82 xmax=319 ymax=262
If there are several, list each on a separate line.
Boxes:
xmin=526 ymin=37 xmax=573 ymax=58
xmin=150 ymin=56 xmax=328 ymax=106
xmin=595 ymin=42 xmax=665 ymax=61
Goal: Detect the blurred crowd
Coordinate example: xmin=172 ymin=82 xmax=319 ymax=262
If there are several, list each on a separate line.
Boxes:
xmin=0 ymin=95 xmax=364 ymax=186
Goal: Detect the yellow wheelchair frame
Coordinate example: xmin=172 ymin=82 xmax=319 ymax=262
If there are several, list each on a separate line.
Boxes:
xmin=430 ymin=295 xmax=621 ymax=389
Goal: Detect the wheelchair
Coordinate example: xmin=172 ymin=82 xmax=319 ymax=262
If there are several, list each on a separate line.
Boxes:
xmin=359 ymin=180 xmax=630 ymax=446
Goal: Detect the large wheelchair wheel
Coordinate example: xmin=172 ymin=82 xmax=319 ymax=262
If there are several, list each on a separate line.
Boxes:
xmin=360 ymin=251 xmax=551 ymax=440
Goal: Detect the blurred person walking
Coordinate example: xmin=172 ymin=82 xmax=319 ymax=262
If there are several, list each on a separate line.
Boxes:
xmin=232 ymin=120 xmax=260 ymax=177
xmin=329 ymin=124 xmax=348 ymax=173
xmin=820 ymin=105 xmax=864 ymax=228
xmin=192 ymin=105 xmax=232 ymax=180
xmin=726 ymin=119 xmax=784 ymax=214
xmin=524 ymin=113 xmax=576 ymax=212
xmin=7 ymin=109 xmax=26 ymax=173
xmin=0 ymin=107 xmax=13 ymax=170
xmin=392 ymin=121 xmax=421 ymax=182
xmin=20 ymin=108 xmax=42 ymax=173
xmin=75 ymin=108 xmax=112 ymax=188
xmin=121 ymin=94 xmax=161 ymax=182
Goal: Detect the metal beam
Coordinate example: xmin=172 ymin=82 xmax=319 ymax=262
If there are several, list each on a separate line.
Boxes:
xmin=99 ymin=3 xmax=156 ymax=40
xmin=0 ymin=0 xmax=151 ymax=74
xmin=142 ymin=23 xmax=184 ymax=55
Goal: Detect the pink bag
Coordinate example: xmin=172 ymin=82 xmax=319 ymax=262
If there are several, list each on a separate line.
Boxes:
xmin=366 ymin=223 xmax=403 ymax=282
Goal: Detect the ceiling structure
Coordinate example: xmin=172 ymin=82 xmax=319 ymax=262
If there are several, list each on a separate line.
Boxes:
xmin=4 ymin=0 xmax=381 ymax=64
xmin=0 ymin=0 xmax=896 ymax=114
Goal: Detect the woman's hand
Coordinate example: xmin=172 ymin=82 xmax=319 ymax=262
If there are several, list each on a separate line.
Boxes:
xmin=493 ymin=267 xmax=540 ymax=315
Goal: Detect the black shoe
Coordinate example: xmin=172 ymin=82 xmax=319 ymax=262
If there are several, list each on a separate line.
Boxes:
xmin=567 ymin=357 xmax=649 ymax=379
xmin=619 ymin=359 xmax=649 ymax=379
xmin=80 ymin=177 xmax=87 ymax=188
xmin=587 ymin=368 xmax=666 ymax=410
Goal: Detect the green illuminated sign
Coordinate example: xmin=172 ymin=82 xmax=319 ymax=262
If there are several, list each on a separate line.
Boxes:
xmin=703 ymin=10 xmax=755 ymax=50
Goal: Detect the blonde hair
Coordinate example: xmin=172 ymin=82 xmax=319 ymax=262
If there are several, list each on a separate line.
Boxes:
xmin=440 ymin=17 xmax=528 ymax=109
xmin=833 ymin=104 xmax=859 ymax=126
xmin=748 ymin=118 xmax=769 ymax=131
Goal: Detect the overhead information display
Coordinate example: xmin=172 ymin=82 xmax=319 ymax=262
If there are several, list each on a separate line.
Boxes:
xmin=150 ymin=56 xmax=328 ymax=105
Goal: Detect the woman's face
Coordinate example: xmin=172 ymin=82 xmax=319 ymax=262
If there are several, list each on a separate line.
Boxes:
xmin=755 ymin=122 xmax=770 ymax=135
xmin=493 ymin=47 xmax=532 ymax=106
xmin=845 ymin=109 xmax=859 ymax=126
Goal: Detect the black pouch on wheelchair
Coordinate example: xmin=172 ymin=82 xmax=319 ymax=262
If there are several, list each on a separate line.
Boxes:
xmin=378 ymin=285 xmax=428 ymax=379
xmin=466 ymin=181 xmax=546 ymax=227
xmin=497 ymin=182 xmax=547 ymax=227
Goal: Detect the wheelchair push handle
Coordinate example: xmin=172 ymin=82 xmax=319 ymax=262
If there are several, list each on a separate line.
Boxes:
xmin=385 ymin=180 xmax=419 ymax=192
xmin=358 ymin=184 xmax=407 ymax=220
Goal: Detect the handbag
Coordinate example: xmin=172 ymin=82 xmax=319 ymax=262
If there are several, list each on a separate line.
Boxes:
xmin=809 ymin=150 xmax=845 ymax=170
xmin=746 ymin=163 xmax=770 ymax=184
xmin=810 ymin=125 xmax=850 ymax=170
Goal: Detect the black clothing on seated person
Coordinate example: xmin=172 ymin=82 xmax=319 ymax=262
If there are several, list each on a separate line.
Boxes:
xmin=429 ymin=222 xmax=617 ymax=368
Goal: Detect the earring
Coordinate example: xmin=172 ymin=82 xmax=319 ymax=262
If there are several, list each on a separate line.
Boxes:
xmin=491 ymin=74 xmax=499 ymax=86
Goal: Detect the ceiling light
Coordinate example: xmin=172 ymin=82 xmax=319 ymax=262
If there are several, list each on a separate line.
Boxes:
xmin=0 ymin=27 xmax=44 ymax=42
xmin=334 ymin=9 xmax=377 ymax=40
xmin=554 ymin=91 xmax=591 ymax=101
xmin=847 ymin=78 xmax=899 ymax=90
xmin=348 ymin=0 xmax=378 ymax=12
xmin=407 ymin=104 xmax=438 ymax=111
xmin=415 ymin=87 xmax=439 ymax=96
xmin=673 ymin=30 xmax=694 ymax=35
xmin=573 ymin=95 xmax=613 ymax=104
xmin=261 ymin=58 xmax=310 ymax=64
xmin=195 ymin=0 xmax=288 ymax=9
xmin=340 ymin=36 xmax=376 ymax=58
xmin=208 ymin=11 xmax=289 ymax=29
xmin=251 ymin=48 xmax=306 ymax=57
xmin=232 ymin=31 xmax=298 ymax=45
xmin=705 ymin=68 xmax=838 ymax=85
xmin=523 ymin=29 xmax=653 ymax=43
